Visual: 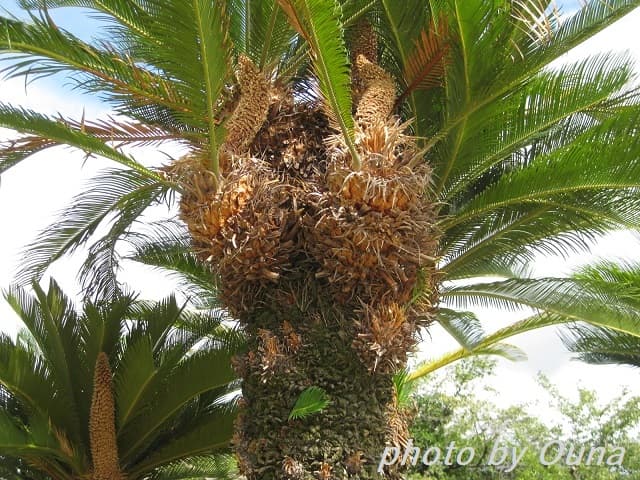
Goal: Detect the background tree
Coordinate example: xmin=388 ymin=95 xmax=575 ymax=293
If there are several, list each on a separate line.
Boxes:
xmin=0 ymin=280 xmax=241 ymax=480
xmin=407 ymin=358 xmax=640 ymax=480
xmin=1 ymin=1 xmax=640 ymax=478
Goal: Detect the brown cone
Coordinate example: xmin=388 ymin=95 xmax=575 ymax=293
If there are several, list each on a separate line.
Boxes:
xmin=89 ymin=352 xmax=123 ymax=480
xmin=350 ymin=19 xmax=378 ymax=65
xmin=354 ymin=55 xmax=396 ymax=128
xmin=223 ymin=55 xmax=271 ymax=158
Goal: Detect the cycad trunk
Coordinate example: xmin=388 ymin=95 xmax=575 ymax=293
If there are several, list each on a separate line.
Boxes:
xmin=234 ymin=295 xmax=402 ymax=479
xmin=167 ymin=51 xmax=437 ymax=479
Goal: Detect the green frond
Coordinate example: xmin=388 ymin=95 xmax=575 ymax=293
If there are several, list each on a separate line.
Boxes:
xmin=147 ymin=454 xmax=238 ymax=480
xmin=557 ymin=261 xmax=640 ymax=368
xmin=16 ymin=168 xmax=170 ymax=288
xmin=573 ymin=260 xmax=640 ymax=308
xmin=0 ymin=408 xmax=66 ymax=462
xmin=0 ymin=105 xmax=163 ymax=179
xmin=17 ymin=0 xmax=152 ymax=42
xmin=4 ymin=281 xmax=85 ymax=446
xmin=408 ymin=341 xmax=526 ymax=381
xmin=430 ymin=0 xmax=640 ymax=189
xmin=562 ymin=325 xmax=640 ymax=368
xmin=408 ymin=309 xmax=576 ymax=381
xmin=442 ymin=277 xmax=640 ymax=336
xmin=114 ymin=336 xmax=156 ymax=429
xmin=0 ymin=13 xmax=184 ymax=114
xmin=441 ymin=53 xmax=637 ymax=200
xmin=114 ymin=303 xmax=235 ymax=430
xmin=125 ymin=220 xmax=221 ymax=307
xmin=288 ymin=386 xmax=330 ymax=420
xmin=118 ymin=347 xmax=237 ymax=464
xmin=278 ymin=0 xmax=359 ymax=166
xmin=227 ymin=0 xmax=296 ymax=68
xmin=126 ymin=296 xmax=191 ymax=357
xmin=0 ymin=333 xmax=64 ymax=432
xmin=116 ymin=0 xmax=232 ymax=136
xmin=444 ymin=106 xmax=640 ymax=228
xmin=128 ymin=407 xmax=237 ymax=476
xmin=193 ymin=0 xmax=231 ymax=175
xmin=1 ymin=281 xmax=239 ymax=478
xmin=435 ymin=308 xmax=484 ymax=350
xmin=440 ymin=190 xmax=640 ymax=280
xmin=377 ymin=0 xmax=430 ymax=135
xmin=392 ymin=370 xmax=415 ymax=408
xmin=80 ymin=294 xmax=133 ymax=368
xmin=78 ymin=182 xmax=174 ymax=301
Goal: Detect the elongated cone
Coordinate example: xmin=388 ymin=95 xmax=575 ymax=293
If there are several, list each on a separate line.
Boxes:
xmin=354 ymin=55 xmax=396 ymax=128
xmin=222 ymin=55 xmax=271 ymax=164
xmin=89 ymin=352 xmax=123 ymax=480
xmin=350 ymin=19 xmax=378 ymax=64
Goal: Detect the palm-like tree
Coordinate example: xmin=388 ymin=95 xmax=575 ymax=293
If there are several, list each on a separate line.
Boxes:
xmin=0 ymin=279 xmax=241 ymax=479
xmin=2 ymin=0 xmax=640 ymax=478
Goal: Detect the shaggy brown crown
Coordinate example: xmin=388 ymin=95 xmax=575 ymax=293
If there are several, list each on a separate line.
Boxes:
xmin=166 ymin=55 xmax=439 ymax=478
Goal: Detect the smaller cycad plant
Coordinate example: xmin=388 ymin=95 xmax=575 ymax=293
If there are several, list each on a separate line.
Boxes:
xmin=0 ymin=279 xmax=242 ymax=480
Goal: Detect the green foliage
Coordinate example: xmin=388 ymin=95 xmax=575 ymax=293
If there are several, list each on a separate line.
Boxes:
xmin=561 ymin=261 xmax=640 ymax=367
xmin=226 ymin=0 xmax=296 ymax=68
xmin=1 ymin=3 xmax=640 ymax=474
xmin=0 ymin=280 xmax=241 ymax=480
xmin=408 ymin=358 xmax=640 ymax=480
xmin=435 ymin=308 xmax=485 ymax=350
xmin=15 ymin=168 xmax=172 ymax=300
xmin=288 ymin=386 xmax=331 ymax=420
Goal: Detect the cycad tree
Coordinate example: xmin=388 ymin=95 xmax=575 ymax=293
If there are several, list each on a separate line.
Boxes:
xmin=0 ymin=280 xmax=241 ymax=479
xmin=1 ymin=0 xmax=640 ymax=478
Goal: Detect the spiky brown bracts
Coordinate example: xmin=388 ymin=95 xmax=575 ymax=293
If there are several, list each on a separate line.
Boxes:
xmin=171 ymin=157 xmax=306 ymax=315
xmin=345 ymin=451 xmax=364 ymax=475
xmin=252 ymin=100 xmax=334 ymax=181
xmin=282 ymin=456 xmax=305 ymax=480
xmin=89 ymin=353 xmax=123 ymax=480
xmin=352 ymin=302 xmax=416 ymax=374
xmin=353 ymin=55 xmax=396 ymax=129
xmin=221 ymin=55 xmax=271 ymax=169
xmin=310 ymin=120 xmax=438 ymax=310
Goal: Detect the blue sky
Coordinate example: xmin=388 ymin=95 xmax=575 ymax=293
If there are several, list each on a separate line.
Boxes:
xmin=1 ymin=1 xmax=111 ymax=106
xmin=2 ymin=0 xmax=586 ymax=38
xmin=2 ymin=1 xmax=104 ymax=41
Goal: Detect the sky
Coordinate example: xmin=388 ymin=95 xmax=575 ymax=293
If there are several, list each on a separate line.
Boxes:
xmin=1 ymin=2 xmax=640 ymax=420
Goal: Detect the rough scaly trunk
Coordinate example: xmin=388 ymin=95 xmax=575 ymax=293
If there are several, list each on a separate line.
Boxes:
xmin=166 ymin=50 xmax=438 ymax=478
